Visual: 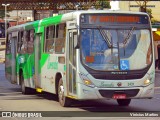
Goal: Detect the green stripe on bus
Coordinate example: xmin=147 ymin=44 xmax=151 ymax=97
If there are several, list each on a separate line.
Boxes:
xmin=40 ymin=14 xmax=63 ymax=26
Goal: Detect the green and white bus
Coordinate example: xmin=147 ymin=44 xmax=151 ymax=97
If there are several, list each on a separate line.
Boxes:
xmin=5 ymin=10 xmax=155 ymax=107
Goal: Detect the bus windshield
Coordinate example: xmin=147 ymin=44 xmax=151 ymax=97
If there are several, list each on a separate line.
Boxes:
xmin=80 ymin=28 xmax=152 ymax=71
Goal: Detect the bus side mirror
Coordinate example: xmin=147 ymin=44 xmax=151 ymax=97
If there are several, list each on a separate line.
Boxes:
xmin=73 ymin=32 xmax=80 ymax=49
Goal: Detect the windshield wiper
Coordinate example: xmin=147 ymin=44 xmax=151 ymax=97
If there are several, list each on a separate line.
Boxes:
xmin=98 ymin=28 xmax=112 ymax=48
xmin=122 ymin=26 xmax=135 ymax=56
xmin=123 ymin=27 xmax=135 ymax=45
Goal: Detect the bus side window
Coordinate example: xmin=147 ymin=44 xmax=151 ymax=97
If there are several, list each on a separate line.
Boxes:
xmin=45 ymin=25 xmax=55 ymax=53
xmin=55 ymin=24 xmax=59 ymax=38
xmin=23 ymin=31 xmax=28 ymax=53
xmin=6 ymin=33 xmax=12 ymax=54
xmin=19 ymin=31 xmax=27 ymax=54
xmin=55 ymin=23 xmax=66 ymax=54
xmin=18 ymin=31 xmax=22 ymax=53
xmin=27 ymin=29 xmax=34 ymax=53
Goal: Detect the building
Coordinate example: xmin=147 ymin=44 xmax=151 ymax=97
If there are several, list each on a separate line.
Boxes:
xmin=119 ymin=1 xmax=160 ymax=21
xmin=7 ymin=10 xmax=33 ymax=22
xmin=7 ymin=10 xmax=54 ymax=23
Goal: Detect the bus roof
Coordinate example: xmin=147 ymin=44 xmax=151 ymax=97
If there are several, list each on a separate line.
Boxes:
xmin=7 ymin=20 xmax=40 ymax=32
xmin=7 ymin=10 xmax=149 ymax=33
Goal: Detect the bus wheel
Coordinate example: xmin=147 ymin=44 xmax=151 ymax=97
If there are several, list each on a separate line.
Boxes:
xmin=117 ymin=99 xmax=131 ymax=106
xmin=20 ymin=73 xmax=31 ymax=94
xmin=58 ymin=79 xmax=72 ymax=107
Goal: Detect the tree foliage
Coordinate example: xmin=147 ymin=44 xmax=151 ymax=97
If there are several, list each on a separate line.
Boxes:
xmin=95 ymin=0 xmax=111 ymax=9
xmin=134 ymin=0 xmax=153 ymax=19
xmin=134 ymin=0 xmax=150 ymax=12
xmin=146 ymin=8 xmax=153 ymax=18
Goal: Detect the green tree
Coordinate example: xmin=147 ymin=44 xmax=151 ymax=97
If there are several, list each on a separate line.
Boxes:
xmin=95 ymin=0 xmax=111 ymax=9
xmin=135 ymin=1 xmax=154 ymax=20
xmin=100 ymin=0 xmax=111 ymax=9
xmin=135 ymin=0 xmax=150 ymax=12
xmin=146 ymin=8 xmax=153 ymax=18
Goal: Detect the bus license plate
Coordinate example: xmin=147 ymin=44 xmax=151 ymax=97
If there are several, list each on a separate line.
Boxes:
xmin=112 ymin=94 xmax=126 ymax=99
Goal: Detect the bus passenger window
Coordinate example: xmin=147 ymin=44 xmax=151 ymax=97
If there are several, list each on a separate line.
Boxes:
xmin=23 ymin=31 xmax=28 ymax=53
xmin=17 ymin=31 xmax=29 ymax=54
xmin=6 ymin=33 xmax=12 ymax=54
xmin=45 ymin=25 xmax=55 ymax=53
xmin=18 ymin=31 xmax=24 ymax=53
xmin=45 ymin=39 xmax=55 ymax=53
xmin=55 ymin=38 xmax=65 ymax=53
xmin=26 ymin=30 xmax=34 ymax=54
xmin=58 ymin=23 xmax=65 ymax=38
xmin=55 ymin=23 xmax=66 ymax=54
xmin=55 ymin=25 xmax=59 ymax=38
xmin=46 ymin=25 xmax=55 ymax=39
xmin=46 ymin=27 xmax=49 ymax=39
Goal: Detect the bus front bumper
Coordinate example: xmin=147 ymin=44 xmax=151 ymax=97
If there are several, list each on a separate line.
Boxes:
xmin=77 ymin=83 xmax=154 ymax=100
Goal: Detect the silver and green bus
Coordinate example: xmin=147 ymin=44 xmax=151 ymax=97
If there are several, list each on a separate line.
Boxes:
xmin=5 ymin=10 xmax=155 ymax=107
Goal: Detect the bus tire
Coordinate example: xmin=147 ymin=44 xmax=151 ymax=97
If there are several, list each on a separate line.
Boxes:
xmin=58 ymin=78 xmax=72 ymax=107
xmin=117 ymin=99 xmax=131 ymax=106
xmin=20 ymin=73 xmax=32 ymax=94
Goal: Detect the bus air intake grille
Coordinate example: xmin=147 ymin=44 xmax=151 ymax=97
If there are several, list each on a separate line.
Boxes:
xmin=99 ymin=89 xmax=139 ymax=98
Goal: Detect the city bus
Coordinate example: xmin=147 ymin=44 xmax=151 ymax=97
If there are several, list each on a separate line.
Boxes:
xmin=5 ymin=10 xmax=155 ymax=107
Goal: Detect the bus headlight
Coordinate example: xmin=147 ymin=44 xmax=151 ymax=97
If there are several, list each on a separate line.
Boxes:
xmin=144 ymin=79 xmax=151 ymax=85
xmin=144 ymin=72 xmax=154 ymax=86
xmin=79 ymin=73 xmax=95 ymax=88
xmin=144 ymin=75 xmax=152 ymax=86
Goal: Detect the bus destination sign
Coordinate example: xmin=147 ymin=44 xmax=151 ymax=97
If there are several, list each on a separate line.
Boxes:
xmin=90 ymin=16 xmax=139 ymax=23
xmin=81 ymin=14 xmax=149 ymax=25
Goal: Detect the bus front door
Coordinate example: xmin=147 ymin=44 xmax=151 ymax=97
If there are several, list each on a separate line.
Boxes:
xmin=67 ymin=29 xmax=77 ymax=96
xmin=34 ymin=33 xmax=41 ymax=90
